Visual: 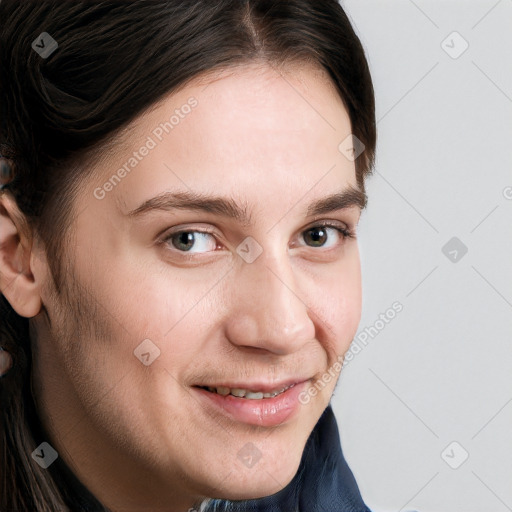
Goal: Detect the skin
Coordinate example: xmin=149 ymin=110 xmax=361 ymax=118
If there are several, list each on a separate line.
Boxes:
xmin=0 ymin=61 xmax=364 ymax=511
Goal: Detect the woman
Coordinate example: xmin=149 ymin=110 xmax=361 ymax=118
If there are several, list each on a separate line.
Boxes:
xmin=0 ymin=1 xmax=376 ymax=510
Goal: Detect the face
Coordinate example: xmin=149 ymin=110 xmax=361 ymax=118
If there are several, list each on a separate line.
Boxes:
xmin=29 ymin=62 xmax=364 ymax=511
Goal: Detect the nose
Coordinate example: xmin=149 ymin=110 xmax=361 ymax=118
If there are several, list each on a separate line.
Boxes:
xmin=224 ymin=249 xmax=315 ymax=356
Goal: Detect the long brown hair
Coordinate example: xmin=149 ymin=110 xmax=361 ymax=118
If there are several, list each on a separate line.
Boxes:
xmin=0 ymin=1 xmax=376 ymax=510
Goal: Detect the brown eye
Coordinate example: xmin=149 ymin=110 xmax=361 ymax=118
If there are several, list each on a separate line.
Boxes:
xmin=303 ymin=226 xmax=328 ymax=247
xmin=301 ymin=224 xmax=353 ymax=249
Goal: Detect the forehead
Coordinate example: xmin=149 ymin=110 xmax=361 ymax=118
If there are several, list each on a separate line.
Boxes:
xmin=86 ymin=61 xmax=357 ymax=214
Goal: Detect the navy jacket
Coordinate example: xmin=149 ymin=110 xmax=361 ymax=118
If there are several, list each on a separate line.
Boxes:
xmin=51 ymin=404 xmax=371 ymax=511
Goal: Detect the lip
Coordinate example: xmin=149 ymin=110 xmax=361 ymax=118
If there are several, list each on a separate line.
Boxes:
xmin=192 ymin=380 xmax=310 ymax=427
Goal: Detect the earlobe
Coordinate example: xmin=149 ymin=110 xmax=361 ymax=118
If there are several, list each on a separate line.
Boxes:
xmin=0 ymin=192 xmax=43 ymax=318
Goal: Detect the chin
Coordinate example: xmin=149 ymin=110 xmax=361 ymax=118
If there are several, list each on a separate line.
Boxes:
xmin=211 ymin=456 xmax=301 ymax=501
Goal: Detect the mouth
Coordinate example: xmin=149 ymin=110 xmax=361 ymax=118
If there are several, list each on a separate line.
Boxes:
xmin=196 ymin=383 xmax=296 ymax=400
xmin=192 ymin=380 xmax=309 ymax=427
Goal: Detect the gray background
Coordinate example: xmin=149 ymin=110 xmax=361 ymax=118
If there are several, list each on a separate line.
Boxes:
xmin=333 ymin=1 xmax=512 ymax=511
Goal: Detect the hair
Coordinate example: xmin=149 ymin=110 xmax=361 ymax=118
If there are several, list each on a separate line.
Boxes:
xmin=0 ymin=1 xmax=376 ymax=510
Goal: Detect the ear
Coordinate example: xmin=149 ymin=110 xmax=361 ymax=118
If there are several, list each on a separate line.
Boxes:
xmin=0 ymin=191 xmax=42 ymax=318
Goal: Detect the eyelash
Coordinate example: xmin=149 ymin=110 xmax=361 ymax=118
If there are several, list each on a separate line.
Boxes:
xmin=160 ymin=221 xmax=355 ymax=256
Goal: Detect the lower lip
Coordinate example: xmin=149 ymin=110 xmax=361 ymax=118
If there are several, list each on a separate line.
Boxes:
xmin=193 ymin=382 xmax=309 ymax=427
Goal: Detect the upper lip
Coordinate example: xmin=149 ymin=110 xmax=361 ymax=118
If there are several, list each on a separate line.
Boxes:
xmin=194 ymin=378 xmax=310 ymax=393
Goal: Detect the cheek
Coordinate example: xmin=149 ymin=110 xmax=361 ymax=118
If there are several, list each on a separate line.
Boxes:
xmin=73 ymin=260 xmax=212 ymax=391
xmin=312 ymin=254 xmax=362 ymax=351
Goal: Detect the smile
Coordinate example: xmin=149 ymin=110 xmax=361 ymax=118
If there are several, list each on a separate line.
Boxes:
xmin=193 ymin=381 xmax=309 ymax=427
xmin=198 ymin=384 xmax=295 ymax=399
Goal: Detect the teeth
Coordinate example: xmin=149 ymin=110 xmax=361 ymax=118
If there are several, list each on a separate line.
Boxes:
xmin=203 ymin=384 xmax=293 ymax=399
xmin=216 ymin=386 xmax=230 ymax=396
xmin=245 ymin=391 xmax=264 ymax=400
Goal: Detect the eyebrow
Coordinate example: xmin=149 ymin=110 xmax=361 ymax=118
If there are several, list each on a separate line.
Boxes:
xmin=126 ymin=185 xmax=367 ymax=224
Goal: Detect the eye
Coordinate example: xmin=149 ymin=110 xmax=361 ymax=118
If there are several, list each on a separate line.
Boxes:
xmin=299 ymin=223 xmax=354 ymax=249
xmin=163 ymin=229 xmax=219 ymax=254
xmin=160 ymin=222 xmax=354 ymax=256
